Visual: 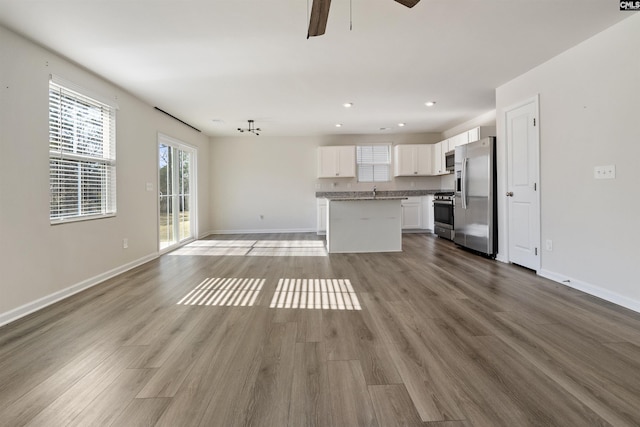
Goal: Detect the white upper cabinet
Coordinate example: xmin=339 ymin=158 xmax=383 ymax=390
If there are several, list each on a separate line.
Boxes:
xmin=467 ymin=127 xmax=480 ymax=143
xmin=451 ymin=126 xmax=496 ymax=148
xmin=432 ymin=140 xmax=450 ymax=175
xmin=317 ymin=146 xmax=356 ymax=178
xmin=466 ymin=125 xmax=496 ymax=143
xmin=393 ymin=144 xmax=433 ymax=176
xmin=448 ymin=132 xmax=469 ymax=150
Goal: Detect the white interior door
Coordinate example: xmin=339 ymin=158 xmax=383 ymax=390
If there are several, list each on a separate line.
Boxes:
xmin=506 ymin=97 xmax=540 ymax=270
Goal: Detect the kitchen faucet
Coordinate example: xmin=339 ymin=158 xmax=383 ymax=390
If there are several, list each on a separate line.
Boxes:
xmin=372 ymin=186 xmax=377 ymax=198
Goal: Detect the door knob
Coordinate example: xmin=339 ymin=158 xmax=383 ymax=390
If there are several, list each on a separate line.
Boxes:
xmin=506 ymin=192 xmax=514 ymax=197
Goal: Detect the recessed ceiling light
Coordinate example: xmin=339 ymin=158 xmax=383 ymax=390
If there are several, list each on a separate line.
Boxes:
xmin=211 ymin=119 xmax=225 ymax=125
xmin=335 ymin=123 xmax=342 ymax=127
xmin=343 ymin=102 xmax=353 ymax=108
xmin=425 ymin=101 xmax=436 ymax=107
xmin=398 ymin=123 xmax=406 ymax=127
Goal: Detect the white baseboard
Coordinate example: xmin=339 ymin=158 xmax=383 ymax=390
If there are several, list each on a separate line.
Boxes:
xmin=495 ymin=253 xmax=508 ymax=263
xmin=0 ymin=253 xmax=159 ymax=328
xmin=207 ymin=228 xmax=316 ymax=235
xmin=538 ymin=269 xmax=640 ymax=314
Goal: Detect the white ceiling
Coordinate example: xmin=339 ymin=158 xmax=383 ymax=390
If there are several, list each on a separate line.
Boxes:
xmin=0 ymin=0 xmax=630 ymax=137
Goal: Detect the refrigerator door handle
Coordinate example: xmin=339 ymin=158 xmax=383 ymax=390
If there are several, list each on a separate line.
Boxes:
xmin=461 ymin=157 xmax=468 ymax=209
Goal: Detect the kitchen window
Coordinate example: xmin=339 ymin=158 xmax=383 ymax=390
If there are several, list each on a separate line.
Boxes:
xmin=356 ymin=144 xmax=391 ymax=182
xmin=49 ymin=76 xmax=117 ymax=223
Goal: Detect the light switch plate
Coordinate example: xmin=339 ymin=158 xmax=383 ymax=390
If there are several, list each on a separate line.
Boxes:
xmin=594 ymin=165 xmax=616 ymax=179
xmin=146 ymin=182 xmax=154 ymax=191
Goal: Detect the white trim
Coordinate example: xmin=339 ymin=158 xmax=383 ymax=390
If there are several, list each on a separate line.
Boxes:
xmin=503 ymin=94 xmax=541 ymax=271
xmin=49 ymin=73 xmax=119 ymax=109
xmin=157 ymin=132 xmax=198 ymax=151
xmin=157 ymin=133 xmax=198 ymax=252
xmin=159 ymin=237 xmax=196 ymax=256
xmin=538 ymin=269 xmax=640 ymax=314
xmin=207 ymin=228 xmax=316 ymax=235
xmin=0 ymin=253 xmax=158 ymax=328
xmin=495 ymin=253 xmax=509 ymax=263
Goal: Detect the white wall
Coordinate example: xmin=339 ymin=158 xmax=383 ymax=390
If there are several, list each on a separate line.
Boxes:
xmin=496 ymin=14 xmax=640 ymax=310
xmin=0 ymin=26 xmax=211 ymax=324
xmin=209 ymin=133 xmax=444 ymax=233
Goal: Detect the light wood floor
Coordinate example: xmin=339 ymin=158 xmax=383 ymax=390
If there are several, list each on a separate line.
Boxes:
xmin=1 ymin=233 xmax=640 ymax=426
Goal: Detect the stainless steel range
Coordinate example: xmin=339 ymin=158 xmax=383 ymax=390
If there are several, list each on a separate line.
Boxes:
xmin=433 ymin=191 xmax=454 ymax=240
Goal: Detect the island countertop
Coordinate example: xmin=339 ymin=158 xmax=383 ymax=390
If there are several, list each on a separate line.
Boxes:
xmin=316 ymin=189 xmax=447 ymax=199
xmin=327 ymin=196 xmax=408 ymax=201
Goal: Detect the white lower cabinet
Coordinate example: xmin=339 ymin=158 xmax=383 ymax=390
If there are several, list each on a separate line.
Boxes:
xmin=422 ymin=195 xmax=434 ymax=231
xmin=320 ymin=195 xmax=434 ymax=234
xmin=401 ymin=197 xmax=422 ymax=229
xmin=317 ymin=199 xmax=327 ymax=234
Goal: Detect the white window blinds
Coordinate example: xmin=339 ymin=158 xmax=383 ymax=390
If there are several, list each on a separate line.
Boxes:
xmin=49 ymin=78 xmax=117 ymax=223
xmin=356 ymin=145 xmax=391 ymax=182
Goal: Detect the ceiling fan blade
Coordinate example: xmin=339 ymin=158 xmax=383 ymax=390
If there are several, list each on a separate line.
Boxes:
xmin=308 ymin=0 xmax=331 ymax=38
xmin=394 ymin=0 xmax=420 ymax=7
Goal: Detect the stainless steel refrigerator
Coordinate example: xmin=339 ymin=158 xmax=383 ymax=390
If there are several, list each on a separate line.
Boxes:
xmin=454 ymin=137 xmax=497 ymax=257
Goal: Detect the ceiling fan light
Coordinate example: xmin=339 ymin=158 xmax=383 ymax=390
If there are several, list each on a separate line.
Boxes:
xmin=425 ymin=101 xmax=436 ymax=107
xmin=343 ymin=102 xmax=353 ymax=108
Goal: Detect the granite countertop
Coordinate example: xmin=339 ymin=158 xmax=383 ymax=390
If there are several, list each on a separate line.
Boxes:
xmin=316 ymin=189 xmax=450 ymax=199
xmin=327 ymin=196 xmax=408 ymax=201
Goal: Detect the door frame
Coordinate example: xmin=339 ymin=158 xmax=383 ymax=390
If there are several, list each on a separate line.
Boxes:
xmin=502 ymin=95 xmax=541 ymax=271
xmin=157 ymin=132 xmax=198 ymax=253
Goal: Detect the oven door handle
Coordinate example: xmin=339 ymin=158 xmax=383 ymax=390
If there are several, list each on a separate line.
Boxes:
xmin=461 ymin=158 xmax=468 ymax=209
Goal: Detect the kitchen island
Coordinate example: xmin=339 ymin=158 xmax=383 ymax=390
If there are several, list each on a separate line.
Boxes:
xmin=326 ymin=197 xmax=405 ymax=253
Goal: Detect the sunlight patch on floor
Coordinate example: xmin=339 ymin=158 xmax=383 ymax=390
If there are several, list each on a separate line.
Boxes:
xmin=168 ymin=240 xmax=327 ymax=257
xmin=168 ymin=246 xmax=251 ymax=256
xmin=248 ymin=247 xmax=327 ymax=257
xmin=177 ymin=278 xmax=264 ymax=306
xmin=269 ymin=278 xmax=361 ymax=310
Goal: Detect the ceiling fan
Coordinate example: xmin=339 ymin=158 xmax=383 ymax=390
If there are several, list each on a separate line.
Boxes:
xmin=307 ymin=0 xmax=421 ymax=38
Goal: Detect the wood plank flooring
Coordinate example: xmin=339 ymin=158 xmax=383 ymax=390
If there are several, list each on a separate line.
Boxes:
xmin=1 ymin=233 xmax=640 ymax=426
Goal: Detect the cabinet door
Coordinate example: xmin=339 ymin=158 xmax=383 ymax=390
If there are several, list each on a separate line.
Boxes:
xmin=317 ymin=199 xmax=327 ymax=232
xmin=432 ymin=142 xmax=443 ymax=175
xmin=421 ymin=195 xmax=434 ymax=230
xmin=337 ymin=146 xmax=356 ymax=177
xmin=318 ymin=146 xmax=355 ymax=178
xmin=442 ymin=139 xmax=451 ymax=153
xmin=467 ymin=127 xmax=480 ymax=143
xmin=318 ymin=146 xmax=337 ymax=178
xmin=452 ymin=133 xmax=466 ymax=149
xmin=416 ymin=145 xmax=433 ymax=175
xmin=394 ymin=145 xmax=416 ymax=176
xmin=401 ymin=199 xmax=422 ymax=229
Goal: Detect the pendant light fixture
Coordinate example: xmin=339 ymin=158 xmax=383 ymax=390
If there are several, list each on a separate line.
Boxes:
xmin=237 ymin=120 xmax=261 ymax=135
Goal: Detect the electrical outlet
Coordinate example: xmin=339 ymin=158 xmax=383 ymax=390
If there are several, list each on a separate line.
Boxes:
xmin=123 ymin=238 xmax=128 ymax=249
xmin=594 ymin=165 xmax=616 ymax=179
xmin=146 ymin=182 xmax=153 ymax=191
xmin=410 ymin=181 xmax=415 ymax=188
xmin=545 ymin=239 xmax=553 ymax=251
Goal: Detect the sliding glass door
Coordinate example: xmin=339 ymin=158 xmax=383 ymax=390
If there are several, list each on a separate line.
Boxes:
xmin=159 ymin=135 xmax=196 ymax=250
